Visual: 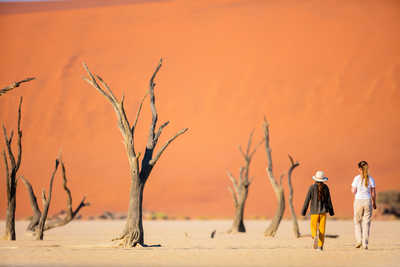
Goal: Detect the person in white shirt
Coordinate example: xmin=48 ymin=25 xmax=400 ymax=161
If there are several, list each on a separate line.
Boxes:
xmin=351 ymin=161 xmax=376 ymax=250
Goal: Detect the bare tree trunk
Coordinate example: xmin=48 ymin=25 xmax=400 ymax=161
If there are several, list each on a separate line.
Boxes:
xmin=230 ymin=202 xmax=246 ymax=233
xmin=83 ymin=59 xmax=188 ymax=247
xmin=263 ymin=118 xmax=285 ymax=237
xmin=227 ymin=131 xmax=264 ymax=234
xmin=2 ymin=97 xmax=23 ymax=240
xmin=123 ymin=181 xmax=144 ymax=247
xmin=287 ymin=155 xmax=300 ymax=238
xmin=36 ymin=159 xmax=59 ymax=240
xmin=20 ymin=176 xmax=41 ymax=231
xmin=36 ymin=159 xmax=60 ymax=240
xmin=228 ymin=168 xmax=248 ymax=233
xmin=21 ymin=158 xmax=89 ymax=232
xmin=0 ymin=77 xmax=35 ymax=96
xmin=4 ymin=188 xmax=16 ymax=240
xmin=264 ymin=177 xmax=285 ymax=237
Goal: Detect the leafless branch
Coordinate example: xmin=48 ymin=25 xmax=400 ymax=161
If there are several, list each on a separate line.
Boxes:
xmin=239 ymin=145 xmax=246 ymax=160
xmin=263 ymin=117 xmax=278 ymax=187
xmin=147 ymin=59 xmax=163 ymax=148
xmin=0 ymin=77 xmax=35 ymax=96
xmin=249 ymin=137 xmax=265 ymax=159
xmin=82 ymin=63 xmax=113 ymax=103
xmin=20 ymin=176 xmax=41 ymax=231
xmin=20 ymin=176 xmax=41 ymax=218
xmin=227 ymin=171 xmax=239 ymax=195
xmin=118 ymin=99 xmax=132 ymax=134
xmin=36 ymin=158 xmax=59 ymax=240
xmin=154 ymin=121 xmax=170 ymax=145
xmin=3 ymin=150 xmax=10 ymax=198
xmin=96 ymin=74 xmax=118 ymax=102
xmin=288 ymin=154 xmax=299 ymax=178
xmin=228 ymin=186 xmax=238 ymax=207
xmin=246 ymin=129 xmax=254 ymax=156
xmin=3 ymin=126 xmax=16 ymax=171
xmin=263 ymin=116 xmax=285 ymax=237
xmin=279 ymin=173 xmax=284 ymax=186
xmin=288 ymin=154 xmax=294 ymax=165
xmin=239 ymin=166 xmax=245 ymax=185
xmin=44 ymin=159 xmax=90 ymax=230
xmin=83 ymin=62 xmax=136 ymax=159
xmin=287 ymin=154 xmax=300 ymax=238
xmin=149 ymin=128 xmax=188 ymax=166
xmin=132 ymin=93 xmax=148 ymax=133
xmin=61 ymin=160 xmax=73 ymax=218
xmin=15 ymin=97 xmax=23 ymax=170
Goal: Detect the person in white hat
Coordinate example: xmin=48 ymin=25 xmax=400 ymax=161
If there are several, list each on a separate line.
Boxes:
xmin=301 ymin=170 xmax=335 ymax=251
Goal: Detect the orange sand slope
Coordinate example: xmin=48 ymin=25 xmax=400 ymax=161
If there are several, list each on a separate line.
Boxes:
xmin=0 ymin=0 xmax=167 ymax=15
xmin=0 ymin=0 xmax=399 ymax=219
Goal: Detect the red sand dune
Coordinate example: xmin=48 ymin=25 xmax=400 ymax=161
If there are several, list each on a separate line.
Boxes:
xmin=0 ymin=0 xmax=399 ymax=219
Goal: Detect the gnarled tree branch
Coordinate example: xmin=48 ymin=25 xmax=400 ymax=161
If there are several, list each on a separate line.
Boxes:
xmin=0 ymin=77 xmax=35 ymax=96
xmin=44 ymin=159 xmax=90 ymax=230
xmin=287 ymin=154 xmax=300 ymax=238
xmin=22 ymin=159 xmax=89 ymax=233
xmin=263 ymin=117 xmax=285 ymax=237
xmin=149 ymin=128 xmax=189 ymax=167
xmin=20 ymin=176 xmax=41 ymax=231
xmin=36 ymin=158 xmax=59 ymax=240
xmin=132 ymin=93 xmax=148 ymax=133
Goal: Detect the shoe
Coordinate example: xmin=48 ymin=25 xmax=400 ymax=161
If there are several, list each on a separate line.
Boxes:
xmin=362 ymin=246 xmax=368 ymax=250
xmin=313 ymin=236 xmax=318 ymax=249
xmin=355 ymin=243 xmax=362 ymax=248
xmin=318 ymin=247 xmax=323 ymax=251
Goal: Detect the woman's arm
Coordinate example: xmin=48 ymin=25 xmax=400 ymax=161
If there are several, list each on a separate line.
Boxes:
xmin=371 ymin=187 xmax=376 ymax=209
xmin=351 ymin=177 xmax=357 ymax=194
xmin=351 ymin=186 xmax=357 ymax=194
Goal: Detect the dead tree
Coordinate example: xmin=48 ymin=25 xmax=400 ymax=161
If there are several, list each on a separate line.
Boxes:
xmin=21 ymin=158 xmax=90 ymax=232
xmin=83 ymin=59 xmax=188 ymax=247
xmin=287 ymin=154 xmax=300 ymax=238
xmin=227 ymin=131 xmax=264 ymax=233
xmin=20 ymin=176 xmax=41 ymax=232
xmin=2 ymin=97 xmax=23 ymax=240
xmin=263 ymin=117 xmax=285 ymax=237
xmin=36 ymin=159 xmax=59 ymax=240
xmin=0 ymin=78 xmax=35 ymax=96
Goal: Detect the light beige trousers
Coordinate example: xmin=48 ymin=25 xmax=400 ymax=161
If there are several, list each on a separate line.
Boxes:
xmin=353 ymin=199 xmax=372 ymax=247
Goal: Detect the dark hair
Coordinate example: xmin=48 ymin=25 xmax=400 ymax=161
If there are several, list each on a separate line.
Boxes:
xmin=317 ymin=182 xmax=324 ymax=201
xmin=358 ymin=161 xmax=368 ymax=169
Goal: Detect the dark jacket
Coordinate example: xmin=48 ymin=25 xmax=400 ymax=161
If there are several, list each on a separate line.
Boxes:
xmin=301 ymin=183 xmax=334 ymax=216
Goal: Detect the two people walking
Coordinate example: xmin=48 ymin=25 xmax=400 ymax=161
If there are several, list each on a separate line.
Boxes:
xmin=301 ymin=161 xmax=376 ymax=251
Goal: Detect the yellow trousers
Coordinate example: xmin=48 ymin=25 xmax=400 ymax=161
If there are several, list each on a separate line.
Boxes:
xmin=310 ymin=213 xmax=327 ymax=248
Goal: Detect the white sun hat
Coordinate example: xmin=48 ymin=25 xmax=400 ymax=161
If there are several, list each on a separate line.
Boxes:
xmin=312 ymin=170 xmax=328 ymax=182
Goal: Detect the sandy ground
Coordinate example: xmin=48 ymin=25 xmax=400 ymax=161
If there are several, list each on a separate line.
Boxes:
xmin=0 ymin=219 xmax=399 ymax=266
